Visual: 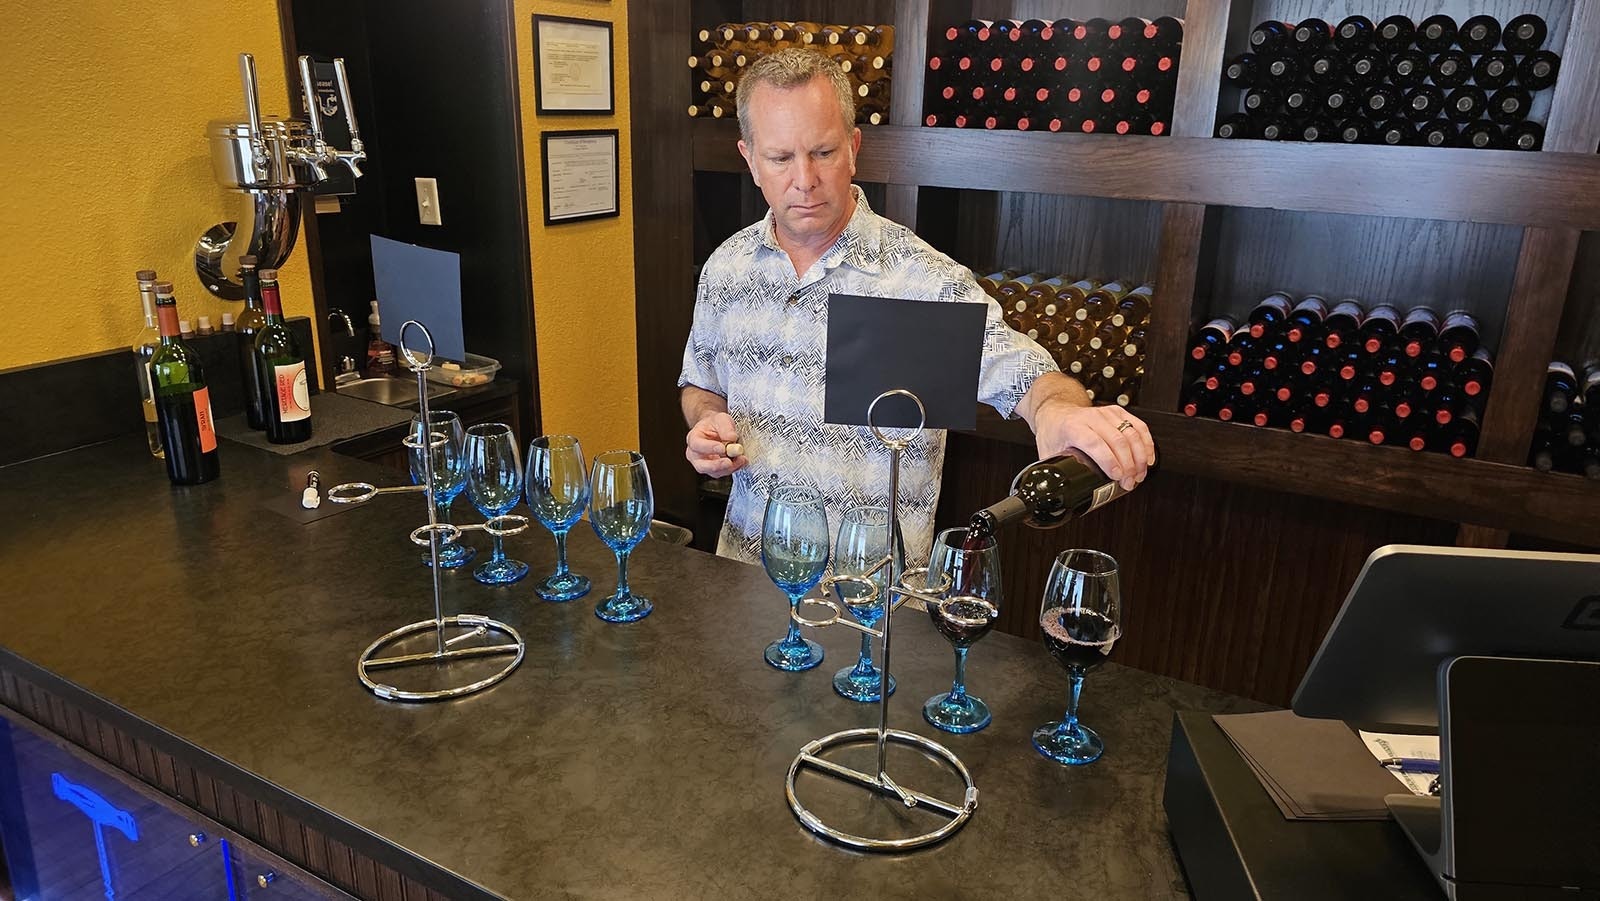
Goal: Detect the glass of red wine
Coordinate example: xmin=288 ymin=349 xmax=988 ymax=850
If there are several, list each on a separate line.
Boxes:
xmin=922 ymin=527 xmax=1002 ymax=734
xmin=1034 ymin=549 xmax=1121 ymax=765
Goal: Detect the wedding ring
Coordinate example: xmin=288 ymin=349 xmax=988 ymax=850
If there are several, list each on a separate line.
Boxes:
xmin=1117 ymin=420 xmax=1133 ymax=432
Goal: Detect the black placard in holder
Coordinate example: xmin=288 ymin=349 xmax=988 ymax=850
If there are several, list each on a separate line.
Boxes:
xmin=824 ymin=294 xmax=985 ymax=430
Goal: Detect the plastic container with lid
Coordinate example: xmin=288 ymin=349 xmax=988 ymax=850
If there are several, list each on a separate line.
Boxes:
xmin=423 ymin=352 xmax=501 ymax=387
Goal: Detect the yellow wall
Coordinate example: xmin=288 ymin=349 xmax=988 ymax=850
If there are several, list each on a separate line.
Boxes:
xmin=514 ymin=0 xmax=640 ymax=456
xmin=0 ymin=1 xmax=314 ymax=370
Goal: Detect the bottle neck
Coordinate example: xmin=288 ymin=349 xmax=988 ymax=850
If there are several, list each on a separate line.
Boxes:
xmin=156 ymin=302 xmax=181 ymax=340
xmin=241 ymin=270 xmax=263 ymax=311
xmin=138 ymin=284 xmax=158 ymax=328
xmin=261 ymin=282 xmax=285 ymax=321
xmin=973 ymin=495 xmax=1028 ymax=532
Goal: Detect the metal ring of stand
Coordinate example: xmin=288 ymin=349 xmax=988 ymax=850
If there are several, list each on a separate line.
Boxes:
xmin=784 ymin=389 xmax=979 ymax=851
xmin=327 ymin=320 xmax=527 ymax=703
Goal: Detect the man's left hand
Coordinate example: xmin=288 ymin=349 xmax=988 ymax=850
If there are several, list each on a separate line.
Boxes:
xmin=1032 ymin=398 xmax=1155 ymax=492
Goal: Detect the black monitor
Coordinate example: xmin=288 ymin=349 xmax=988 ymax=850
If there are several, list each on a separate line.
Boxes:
xmin=1292 ymin=544 xmax=1600 ymax=732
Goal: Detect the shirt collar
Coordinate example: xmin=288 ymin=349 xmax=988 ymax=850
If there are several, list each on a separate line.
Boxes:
xmin=758 ymin=184 xmax=882 ymax=277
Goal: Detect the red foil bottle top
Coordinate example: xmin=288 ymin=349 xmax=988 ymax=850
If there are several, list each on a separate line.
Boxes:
xmin=1410 ymin=435 xmax=1428 ymax=451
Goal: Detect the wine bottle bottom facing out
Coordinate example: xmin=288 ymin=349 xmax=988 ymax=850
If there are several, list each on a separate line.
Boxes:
xmin=154 ymin=390 xmax=221 ymax=485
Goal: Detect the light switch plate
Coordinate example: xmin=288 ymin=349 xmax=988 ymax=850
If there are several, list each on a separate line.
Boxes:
xmin=415 ymin=177 xmax=442 ymax=226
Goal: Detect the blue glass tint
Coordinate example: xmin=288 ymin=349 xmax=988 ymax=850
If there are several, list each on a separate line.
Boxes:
xmin=761 ymin=484 xmax=829 ymax=671
xmin=832 ymin=505 xmax=895 ymax=701
xmin=465 ymin=423 xmax=529 ymax=585
xmin=526 ymin=435 xmax=591 ymax=601
xmin=922 ymin=527 xmax=1002 ymax=733
xmin=589 ymin=450 xmax=654 ymax=622
xmin=1033 ymin=549 xmax=1121 ymax=765
xmin=409 ymin=410 xmax=475 ymax=569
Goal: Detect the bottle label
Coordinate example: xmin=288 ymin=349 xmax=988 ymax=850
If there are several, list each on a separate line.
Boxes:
xmin=1329 ymin=300 xmax=1366 ymax=321
xmin=194 ymin=386 xmax=218 ymax=453
xmin=1402 ymin=307 xmax=1441 ymax=330
xmin=1441 ymin=310 xmax=1479 ymax=331
xmin=1258 ymin=292 xmax=1294 ymax=314
xmin=274 ymin=361 xmax=312 ymax=422
xmin=1292 ymin=296 xmax=1329 ymax=317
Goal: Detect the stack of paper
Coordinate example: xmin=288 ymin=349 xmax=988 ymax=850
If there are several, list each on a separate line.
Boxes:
xmin=1213 ymin=710 xmax=1411 ymax=821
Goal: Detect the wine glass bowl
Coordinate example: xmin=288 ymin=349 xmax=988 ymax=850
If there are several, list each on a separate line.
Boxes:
xmin=761 ymin=484 xmax=829 ymax=672
xmin=526 ymin=435 xmax=592 ymax=602
xmin=1033 ymin=548 xmax=1122 ymax=766
xmin=831 ymin=504 xmax=894 ymax=702
xmin=464 ymin=423 xmax=529 ymax=585
xmin=408 ymin=410 xmax=475 ymax=569
xmin=923 ymin=527 xmax=1002 ymax=734
xmin=589 ymin=450 xmax=654 ymax=623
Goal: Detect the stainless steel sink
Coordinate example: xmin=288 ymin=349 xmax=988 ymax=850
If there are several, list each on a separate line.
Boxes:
xmin=335 ymin=377 xmax=456 ymax=406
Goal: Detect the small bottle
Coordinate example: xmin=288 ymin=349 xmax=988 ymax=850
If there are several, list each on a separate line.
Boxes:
xmin=179 ymin=319 xmax=195 ymax=339
xmin=148 ymin=282 xmax=220 ymax=485
xmin=366 ymin=300 xmax=399 ymax=376
xmin=220 ymin=312 xmax=235 ymax=332
xmin=132 ymin=270 xmax=164 ymax=459
xmin=196 ymin=315 xmax=215 ymax=336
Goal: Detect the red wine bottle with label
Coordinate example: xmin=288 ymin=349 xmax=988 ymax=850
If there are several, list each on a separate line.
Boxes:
xmin=149 ymin=282 xmax=220 ymax=485
xmin=969 ymin=448 xmax=1145 ymax=536
xmin=254 ymin=269 xmax=313 ymax=444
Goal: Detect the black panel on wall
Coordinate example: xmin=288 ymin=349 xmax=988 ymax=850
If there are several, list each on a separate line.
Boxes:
xmin=288 ymin=0 xmax=540 ymax=434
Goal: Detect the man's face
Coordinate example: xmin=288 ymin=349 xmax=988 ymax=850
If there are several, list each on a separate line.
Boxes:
xmin=737 ymin=76 xmax=862 ymax=251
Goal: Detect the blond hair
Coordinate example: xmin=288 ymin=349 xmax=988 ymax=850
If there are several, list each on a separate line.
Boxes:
xmin=735 ymin=47 xmax=856 ymax=143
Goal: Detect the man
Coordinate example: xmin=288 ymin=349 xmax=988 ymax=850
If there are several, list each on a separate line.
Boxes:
xmin=678 ymin=49 xmax=1154 ymax=567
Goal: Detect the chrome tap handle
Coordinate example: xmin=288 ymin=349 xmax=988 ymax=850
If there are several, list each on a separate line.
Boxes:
xmin=238 ymin=53 xmax=269 ymax=179
xmin=332 ymin=58 xmax=363 ymax=154
xmin=296 ymin=55 xmax=329 ymax=158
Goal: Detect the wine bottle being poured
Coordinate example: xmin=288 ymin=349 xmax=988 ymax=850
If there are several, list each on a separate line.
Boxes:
xmin=966 ymin=447 xmax=1150 ymax=547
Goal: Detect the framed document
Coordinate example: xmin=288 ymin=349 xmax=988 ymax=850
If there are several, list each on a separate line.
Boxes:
xmin=532 ymin=15 xmax=614 ymax=115
xmin=541 ymin=129 xmax=620 ymax=225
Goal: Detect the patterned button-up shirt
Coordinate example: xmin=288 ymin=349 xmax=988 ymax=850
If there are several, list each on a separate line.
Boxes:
xmin=678 ymin=186 xmax=1057 ymax=568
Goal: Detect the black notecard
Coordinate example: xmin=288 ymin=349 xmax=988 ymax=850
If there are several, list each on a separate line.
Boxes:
xmin=825 ymin=294 xmax=984 ymax=430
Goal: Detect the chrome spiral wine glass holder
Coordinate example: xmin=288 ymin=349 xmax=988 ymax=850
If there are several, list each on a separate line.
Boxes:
xmin=784 ymin=389 xmax=980 ymax=851
xmin=326 ymin=321 xmax=526 ymax=702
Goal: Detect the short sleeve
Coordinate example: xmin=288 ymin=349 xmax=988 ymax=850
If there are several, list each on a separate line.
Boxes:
xmin=677 ymin=272 xmax=725 ymax=395
xmin=960 ymin=273 xmax=1059 ymax=419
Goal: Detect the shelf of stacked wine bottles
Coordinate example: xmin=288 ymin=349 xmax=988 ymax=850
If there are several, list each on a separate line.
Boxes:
xmin=1181 ymin=293 xmax=1493 ymax=456
xmin=980 ymin=271 xmax=1152 ymax=406
xmin=1530 ymin=359 xmax=1600 ymax=478
xmin=687 ymin=21 xmax=894 ymax=124
xmin=926 ymin=16 xmax=1182 ymax=134
xmin=1219 ymin=13 xmax=1561 ymax=148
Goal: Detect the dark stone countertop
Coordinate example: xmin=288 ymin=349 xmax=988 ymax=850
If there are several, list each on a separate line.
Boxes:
xmin=0 ymin=435 xmax=1260 ymax=900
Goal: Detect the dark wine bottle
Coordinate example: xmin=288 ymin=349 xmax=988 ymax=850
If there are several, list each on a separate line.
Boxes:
xmin=1518 ymin=51 xmax=1561 ymax=91
xmin=148 ymin=282 xmax=220 ymax=485
xmin=1398 ymin=307 xmax=1440 ymax=358
xmin=1429 ymin=50 xmax=1472 ymax=88
xmin=1074 ymin=18 xmax=1115 ymax=52
xmin=1246 ymin=292 xmax=1295 ymax=338
xmin=254 ymin=269 xmax=313 ymax=444
xmin=1323 ymin=85 xmax=1357 ymax=116
xmin=234 ymin=255 xmax=269 ymax=431
xmin=1339 ymin=119 xmax=1374 ymax=143
xmin=1322 ymin=299 xmax=1365 ymax=349
xmin=1292 ymin=18 xmax=1333 ymax=53
xmin=1181 ymin=378 xmax=1222 ymax=418
xmin=1530 ymin=428 xmax=1559 ymax=471
xmin=1375 ymin=118 xmax=1416 ymax=146
xmin=1460 ymin=121 xmax=1502 ymax=149
xmin=1348 ymin=49 xmax=1388 ymax=85
xmin=1217 ymin=391 xmax=1263 ymax=424
xmin=1403 ymin=85 xmax=1445 ymax=121
xmin=1388 ymin=50 xmax=1429 ymax=85
xmin=1421 ymin=120 xmax=1459 ymax=148
xmin=1350 ymin=378 xmax=1383 ymax=414
xmin=1223 ymin=53 xmax=1259 ymax=86
xmin=1458 ymin=15 xmax=1502 ymax=52
xmin=1264 ymin=54 xmax=1301 ymax=80
xmin=1284 ymin=296 xmax=1328 ymax=344
xmin=1257 ymin=116 xmax=1293 ymax=141
xmin=1544 ymin=362 xmax=1577 ymax=413
xmin=1437 ymin=311 xmax=1482 ymax=363
xmin=1489 ymin=88 xmax=1533 ymax=124
xmin=1473 ymin=51 xmax=1517 ymax=89
xmin=969 ymin=448 xmax=1146 ymax=534
xmin=1334 ymin=15 xmax=1376 ymax=48
xmin=1190 ymin=316 xmax=1236 ymax=361
xmin=1144 ymin=16 xmax=1185 ymax=47
xmin=1415 ymin=15 xmax=1458 ymax=52
xmin=1215 ymin=113 xmax=1253 ymax=139
xmin=1444 ymin=86 xmax=1487 ymax=123
xmin=1502 ymin=14 xmax=1548 ymax=53
xmin=1455 ymin=347 xmax=1495 ymax=398
xmin=1244 ymin=87 xmax=1280 ymax=114
xmin=1415 ymin=352 xmax=1452 ymax=393
xmin=1307 ymin=52 xmax=1344 ymax=84
xmin=1553 ymin=409 xmax=1589 ymax=447
xmin=1284 ymin=85 xmax=1317 ymax=115
xmin=1375 ymin=15 xmax=1416 ymax=50
xmin=1359 ymin=304 xmax=1401 ymax=353
xmin=1363 ymin=85 xmax=1402 ymax=118
xmin=1249 ymin=20 xmax=1293 ymax=54
xmin=1226 ymin=331 xmax=1262 ymax=367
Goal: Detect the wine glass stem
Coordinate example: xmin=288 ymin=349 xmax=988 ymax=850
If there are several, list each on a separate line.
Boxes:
xmin=855 ymin=632 xmax=875 ymax=673
xmin=436 ymin=498 xmax=454 ymax=532
xmin=490 ymin=531 xmax=505 ymax=564
xmin=1058 ymin=670 xmax=1086 ymax=735
xmin=785 ymin=595 xmax=804 ymax=646
xmin=615 ymin=550 xmax=631 ymax=597
xmin=949 ymin=646 xmax=970 ymax=703
xmin=553 ymin=529 xmax=570 ymax=576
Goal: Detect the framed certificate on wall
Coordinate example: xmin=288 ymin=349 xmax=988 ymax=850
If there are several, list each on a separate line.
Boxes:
xmin=541 ymin=129 xmax=620 ymax=225
xmin=532 ymin=15 xmax=615 ymax=115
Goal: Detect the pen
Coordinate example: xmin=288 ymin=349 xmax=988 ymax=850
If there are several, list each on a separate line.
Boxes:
xmin=1378 ymin=757 xmax=1440 ymax=775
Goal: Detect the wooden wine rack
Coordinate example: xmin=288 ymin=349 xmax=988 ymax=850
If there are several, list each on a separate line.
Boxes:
xmin=632 ymin=0 xmax=1600 ymax=701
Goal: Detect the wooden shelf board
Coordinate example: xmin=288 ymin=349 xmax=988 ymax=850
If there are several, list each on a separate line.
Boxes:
xmin=967 ymin=407 xmax=1600 ymax=546
xmin=692 ymin=122 xmax=1600 ymax=230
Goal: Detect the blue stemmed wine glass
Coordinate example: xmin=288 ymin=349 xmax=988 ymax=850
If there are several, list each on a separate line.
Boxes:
xmin=589 ymin=450 xmax=653 ymax=623
xmin=1034 ymin=549 xmax=1122 ymax=765
xmin=923 ymin=526 xmax=1002 ymax=734
xmin=526 ymin=435 xmax=592 ymax=602
xmin=408 ymin=410 xmax=475 ymax=569
xmin=831 ymin=505 xmax=895 ymax=701
xmin=761 ymin=484 xmax=829 ymax=671
xmin=464 ymin=422 xmax=528 ymax=585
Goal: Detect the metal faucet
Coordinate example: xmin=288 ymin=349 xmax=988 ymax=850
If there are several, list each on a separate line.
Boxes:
xmin=328 ymin=309 xmax=355 ymax=337
xmin=335 ymin=355 xmax=361 ymax=386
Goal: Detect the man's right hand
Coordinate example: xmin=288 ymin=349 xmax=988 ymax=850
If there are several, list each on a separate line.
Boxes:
xmin=686 ymin=411 xmax=747 ymax=478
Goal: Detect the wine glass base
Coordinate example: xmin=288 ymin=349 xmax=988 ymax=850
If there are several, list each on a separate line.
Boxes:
xmin=422 ymin=542 xmax=476 ymax=569
xmin=833 ymin=663 xmax=895 ymax=702
xmin=473 ymin=557 xmax=529 ymax=585
xmin=765 ymin=637 xmax=824 ymax=672
xmin=1032 ymin=721 xmax=1104 ymax=765
xmin=535 ymin=571 xmax=591 ymax=602
xmin=923 ymin=693 xmax=991 ymax=734
xmin=595 ymin=592 xmax=652 ymax=623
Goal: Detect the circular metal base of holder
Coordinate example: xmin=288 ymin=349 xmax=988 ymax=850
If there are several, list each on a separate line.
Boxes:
xmin=786 ymin=727 xmax=978 ymax=852
xmin=357 ymin=614 xmax=525 ymax=702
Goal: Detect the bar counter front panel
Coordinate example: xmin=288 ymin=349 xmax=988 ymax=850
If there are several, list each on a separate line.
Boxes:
xmin=0 ymin=435 xmax=1259 ymax=899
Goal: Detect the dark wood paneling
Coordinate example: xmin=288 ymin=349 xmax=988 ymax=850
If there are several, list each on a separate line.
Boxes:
xmin=693 ymin=123 xmax=1600 ymax=230
xmin=1146 ymin=203 xmax=1212 ymax=409
xmin=1476 ymin=228 xmax=1582 ymax=462
xmin=1556 ymin=230 xmax=1600 ymax=366
xmin=1207 ymin=208 xmax=1524 ymax=352
xmin=1538 ymin=0 xmax=1600 ymax=152
xmin=1171 ymin=0 xmax=1237 ymax=137
xmin=953 ymin=192 xmax=1163 ymax=282
xmin=935 ymin=432 xmax=1458 ymax=704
